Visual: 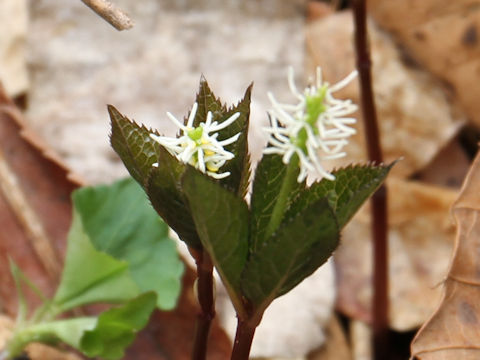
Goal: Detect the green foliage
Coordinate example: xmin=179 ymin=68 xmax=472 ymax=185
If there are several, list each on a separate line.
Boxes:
xmin=109 ymin=79 xmax=253 ymax=250
xmin=81 ymin=293 xmax=157 ymax=360
xmin=250 ymin=154 xmax=304 ymax=252
xmin=193 ymin=77 xmax=225 ymax=127
xmin=191 ymin=79 xmax=252 ymax=196
xmin=108 ymin=78 xmax=393 ymax=331
xmin=6 ymin=294 xmax=156 ymax=360
xmin=71 ymin=177 xmax=183 ymax=309
xmin=5 ymin=317 xmax=97 ymax=357
xmin=182 ymin=167 xmax=249 ymax=315
xmin=182 ymin=158 xmax=391 ymax=320
xmin=241 ymin=198 xmax=338 ymax=313
xmin=216 ymin=85 xmax=253 ymax=197
xmin=53 ymin=206 xmax=140 ymax=312
xmin=9 ymin=260 xmax=29 ymax=325
xmin=109 ymin=103 xmax=202 ymax=249
xmin=285 ymin=163 xmax=394 ymax=229
xmin=109 ymin=105 xmax=160 ymax=186
xmin=146 ymin=147 xmax=201 ymax=249
xmin=4 ymin=178 xmax=182 ymax=359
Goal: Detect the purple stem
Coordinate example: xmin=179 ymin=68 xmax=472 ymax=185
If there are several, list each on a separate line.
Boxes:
xmin=351 ymin=1 xmax=389 ymax=359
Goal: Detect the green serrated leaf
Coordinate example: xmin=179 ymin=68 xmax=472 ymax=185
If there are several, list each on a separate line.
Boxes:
xmin=193 ymin=77 xmax=226 ymax=128
xmin=242 ymin=198 xmax=339 ymax=315
xmin=53 ymin=207 xmax=140 ymax=313
xmin=109 ymin=105 xmax=159 ymax=187
xmin=250 ymin=154 xmax=305 ymax=252
xmin=285 ymin=163 xmax=393 ymax=229
xmin=145 ymin=146 xmax=202 ymax=249
xmin=192 ymin=78 xmax=252 ymax=196
xmin=182 ymin=167 xmax=249 ymax=316
xmin=218 ymin=84 xmax=253 ymax=197
xmin=109 ymin=104 xmax=200 ymax=249
xmin=72 ymin=177 xmax=184 ymax=310
xmin=80 ymin=292 xmax=157 ymax=360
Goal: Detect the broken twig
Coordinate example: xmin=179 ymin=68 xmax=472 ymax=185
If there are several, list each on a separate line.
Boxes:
xmin=81 ymin=0 xmax=133 ymax=31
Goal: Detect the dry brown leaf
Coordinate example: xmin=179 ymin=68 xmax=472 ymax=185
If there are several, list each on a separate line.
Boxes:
xmin=411 ymin=151 xmax=480 ymax=359
xmin=335 ymin=177 xmax=457 ymax=331
xmin=368 ymin=0 xmax=480 ymax=126
xmin=414 ymin=138 xmax=470 ymax=188
xmin=306 ymin=11 xmax=465 ymax=179
xmin=0 ymin=84 xmax=82 ymax=315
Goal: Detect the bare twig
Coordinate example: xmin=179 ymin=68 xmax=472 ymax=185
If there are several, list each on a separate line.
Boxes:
xmin=351 ymin=1 xmax=389 ymax=359
xmin=81 ymin=0 xmax=133 ymax=31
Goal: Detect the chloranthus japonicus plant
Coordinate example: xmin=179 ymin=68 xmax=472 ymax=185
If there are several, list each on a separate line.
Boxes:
xmin=109 ymin=68 xmax=393 ymax=359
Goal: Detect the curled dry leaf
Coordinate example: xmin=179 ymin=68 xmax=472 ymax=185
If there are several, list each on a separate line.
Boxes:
xmin=306 ymin=11 xmax=465 ymax=178
xmin=411 ymin=151 xmax=480 ymax=359
xmin=0 ymin=84 xmax=82 ymax=315
xmin=368 ymin=0 xmax=480 ymax=127
xmin=335 ymin=177 xmax=457 ymax=331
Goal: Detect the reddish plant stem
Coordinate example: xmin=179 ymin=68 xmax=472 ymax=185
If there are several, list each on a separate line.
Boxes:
xmin=191 ymin=249 xmax=216 ymax=360
xmin=230 ymin=319 xmax=257 ymax=360
xmin=351 ymin=1 xmax=389 ymax=359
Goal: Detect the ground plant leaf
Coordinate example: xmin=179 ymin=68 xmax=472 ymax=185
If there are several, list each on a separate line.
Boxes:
xmin=242 ymin=198 xmax=339 ymax=314
xmin=80 ymin=292 xmax=157 ymax=360
xmin=53 ymin=207 xmax=139 ymax=312
xmin=181 ymin=167 xmax=249 ymax=314
xmin=146 ymin=147 xmax=202 ymax=249
xmin=7 ymin=317 xmax=97 ymax=356
xmin=72 ymin=177 xmax=183 ymax=309
xmin=109 ymin=105 xmax=160 ymax=187
xmin=285 ymin=163 xmax=393 ymax=229
xmin=411 ymin=152 xmax=480 ymax=359
xmin=9 ymin=259 xmax=29 ymax=324
xmin=250 ymin=154 xmax=304 ymax=252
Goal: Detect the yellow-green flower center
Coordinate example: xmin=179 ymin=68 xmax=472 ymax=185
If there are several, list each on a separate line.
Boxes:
xmin=290 ymin=85 xmax=328 ymax=155
xmin=187 ymin=126 xmax=204 ymax=143
xmin=305 ymin=85 xmax=327 ymax=130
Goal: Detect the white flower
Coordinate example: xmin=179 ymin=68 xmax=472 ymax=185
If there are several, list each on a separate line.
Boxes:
xmin=264 ymin=67 xmax=358 ymax=182
xmin=150 ymin=102 xmax=241 ymax=179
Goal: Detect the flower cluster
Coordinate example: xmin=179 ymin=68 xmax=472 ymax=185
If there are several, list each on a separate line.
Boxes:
xmin=150 ymin=102 xmax=240 ymax=179
xmin=264 ymin=67 xmax=358 ymax=182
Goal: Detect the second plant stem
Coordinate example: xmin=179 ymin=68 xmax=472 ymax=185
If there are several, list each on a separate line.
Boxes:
xmin=192 ymin=249 xmax=216 ymax=360
xmin=351 ymin=1 xmax=389 ymax=358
